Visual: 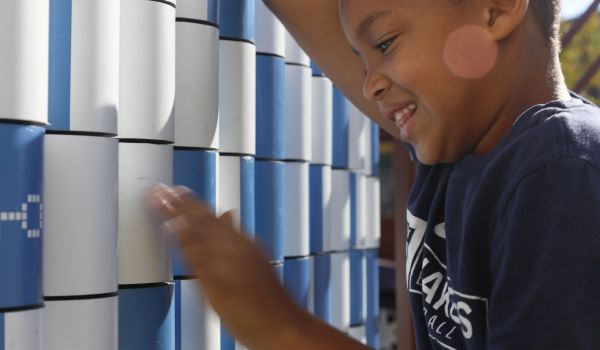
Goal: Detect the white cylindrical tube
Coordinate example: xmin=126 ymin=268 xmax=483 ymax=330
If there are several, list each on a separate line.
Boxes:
xmin=284 ymin=65 xmax=312 ymax=161
xmin=177 ymin=279 xmax=220 ymax=350
xmin=43 ymin=134 xmax=118 ymax=296
xmin=255 ymin=0 xmax=285 ymax=57
xmin=219 ymin=40 xmax=256 ymax=155
xmin=43 ymin=297 xmax=118 ymax=350
xmin=353 ymin=173 xmax=368 ymax=249
xmin=310 ymin=76 xmax=333 ymax=165
xmin=1 ymin=307 xmax=42 ymax=350
xmin=59 ymin=0 xmax=119 ymax=134
xmin=366 ymin=177 xmax=381 ymax=249
xmin=218 ymin=155 xmax=255 ymax=236
xmin=119 ymin=0 xmax=175 ymax=142
xmin=285 ymin=31 xmax=309 ymax=67
xmin=349 ymin=325 xmax=367 ymax=344
xmin=329 ymin=169 xmax=351 ymax=252
xmin=0 ymin=1 xmax=49 ymax=124
xmin=118 ymin=142 xmax=173 ymax=284
xmin=175 ymin=21 xmax=219 ymax=149
xmin=348 ymin=103 xmax=368 ymax=171
xmin=330 ymin=252 xmax=350 ymax=332
xmin=283 ymin=162 xmax=309 ymax=257
xmin=177 ymin=0 xmax=217 ymax=22
xmin=309 ymin=164 xmax=332 ymax=254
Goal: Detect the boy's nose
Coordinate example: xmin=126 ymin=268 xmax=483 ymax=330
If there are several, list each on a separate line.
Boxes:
xmin=362 ymin=71 xmax=389 ymax=101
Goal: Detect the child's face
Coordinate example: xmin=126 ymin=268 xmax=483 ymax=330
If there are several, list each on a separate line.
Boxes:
xmin=340 ymin=0 xmax=503 ymax=164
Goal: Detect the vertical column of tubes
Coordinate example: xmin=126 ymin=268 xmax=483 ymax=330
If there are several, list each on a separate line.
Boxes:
xmin=365 ymin=172 xmax=381 ymax=348
xmin=347 ymin=102 xmax=374 ymax=346
xmin=281 ymin=29 xmax=313 ymax=312
xmin=118 ymin=0 xmax=177 ymax=348
xmin=328 ymin=87 xmax=352 ymax=333
xmin=0 ymin=1 xmax=48 ymax=348
xmin=308 ymin=61 xmax=334 ymax=325
xmin=173 ymin=0 xmax=221 ymax=349
xmin=43 ymin=0 xmax=120 ymax=348
xmin=218 ymin=0 xmax=256 ymax=348
xmin=254 ymin=0 xmax=285 ymax=267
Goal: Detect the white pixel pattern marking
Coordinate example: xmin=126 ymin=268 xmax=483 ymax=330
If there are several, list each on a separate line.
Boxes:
xmin=0 ymin=194 xmax=42 ymax=238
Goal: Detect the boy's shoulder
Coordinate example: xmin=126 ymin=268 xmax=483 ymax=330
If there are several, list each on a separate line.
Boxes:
xmin=467 ymin=96 xmax=600 ymax=215
xmin=476 ymin=96 xmax=600 ymax=176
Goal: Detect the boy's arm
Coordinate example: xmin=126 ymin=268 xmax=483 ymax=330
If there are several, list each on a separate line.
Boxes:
xmin=264 ymin=0 xmax=397 ymax=136
xmin=488 ymin=159 xmax=600 ymax=349
xmin=147 ymin=186 xmax=370 ymax=350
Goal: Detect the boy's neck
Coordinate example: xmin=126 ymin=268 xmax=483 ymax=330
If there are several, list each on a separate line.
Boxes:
xmin=472 ymin=37 xmax=569 ymax=156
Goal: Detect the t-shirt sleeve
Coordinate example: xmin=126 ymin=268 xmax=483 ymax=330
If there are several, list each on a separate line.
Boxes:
xmin=487 ymin=158 xmax=600 ymax=349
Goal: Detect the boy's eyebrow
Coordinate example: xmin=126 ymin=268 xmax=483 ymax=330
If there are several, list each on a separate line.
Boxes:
xmin=356 ymin=10 xmax=393 ymax=37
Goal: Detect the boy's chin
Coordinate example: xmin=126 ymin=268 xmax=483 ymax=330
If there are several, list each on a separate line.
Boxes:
xmin=413 ymin=146 xmax=456 ymax=166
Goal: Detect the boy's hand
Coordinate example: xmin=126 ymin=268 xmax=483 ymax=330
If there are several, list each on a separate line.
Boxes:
xmin=146 ymin=185 xmax=370 ymax=350
xmin=145 ymin=184 xmax=303 ymax=348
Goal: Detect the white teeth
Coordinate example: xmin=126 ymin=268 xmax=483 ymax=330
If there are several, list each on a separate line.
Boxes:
xmin=394 ymin=111 xmax=403 ymax=123
xmin=392 ymin=103 xmax=417 ymax=128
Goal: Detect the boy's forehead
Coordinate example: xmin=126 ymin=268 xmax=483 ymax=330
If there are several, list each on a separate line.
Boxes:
xmin=338 ymin=0 xmax=401 ymax=34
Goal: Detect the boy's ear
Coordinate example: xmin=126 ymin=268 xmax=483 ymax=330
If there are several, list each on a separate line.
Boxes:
xmin=485 ymin=0 xmax=529 ymax=41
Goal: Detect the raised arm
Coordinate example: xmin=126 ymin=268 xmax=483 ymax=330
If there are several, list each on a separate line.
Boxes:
xmin=264 ymin=0 xmax=398 ymax=137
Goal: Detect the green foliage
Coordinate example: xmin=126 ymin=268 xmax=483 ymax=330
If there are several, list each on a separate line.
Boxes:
xmin=561 ymin=12 xmax=600 ymax=105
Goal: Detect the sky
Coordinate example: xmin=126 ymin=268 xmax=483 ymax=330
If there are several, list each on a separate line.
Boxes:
xmin=561 ymin=0 xmax=598 ymax=19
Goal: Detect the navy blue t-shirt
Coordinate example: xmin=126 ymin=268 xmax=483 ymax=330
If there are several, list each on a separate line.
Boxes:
xmin=407 ymin=96 xmax=600 ymax=349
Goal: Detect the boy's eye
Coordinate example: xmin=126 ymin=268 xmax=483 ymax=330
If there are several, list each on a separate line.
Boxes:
xmin=375 ymin=36 xmax=396 ymax=54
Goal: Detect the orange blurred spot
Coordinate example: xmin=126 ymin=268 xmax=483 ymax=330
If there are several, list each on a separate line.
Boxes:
xmin=443 ymin=25 xmax=498 ymax=79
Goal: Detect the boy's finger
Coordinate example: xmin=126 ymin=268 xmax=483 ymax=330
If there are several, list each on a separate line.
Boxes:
xmin=146 ymin=185 xmax=184 ymax=218
xmin=218 ymin=210 xmax=236 ymax=228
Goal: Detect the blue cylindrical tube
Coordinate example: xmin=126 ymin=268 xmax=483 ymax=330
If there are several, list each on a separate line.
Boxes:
xmin=219 ymin=0 xmax=254 ymax=42
xmin=256 ymin=54 xmax=285 ymax=160
xmin=349 ymin=249 xmax=365 ymax=326
xmin=310 ymin=62 xmax=325 ymax=77
xmin=173 ymin=149 xmax=218 ymax=277
xmin=332 ymin=87 xmax=349 ymax=169
xmin=313 ymin=254 xmax=332 ymax=324
xmin=119 ymin=283 xmax=175 ymax=350
xmin=283 ymin=257 xmax=311 ymax=310
xmin=255 ymin=160 xmax=284 ymax=263
xmin=350 ymin=173 xmax=358 ymax=247
xmin=0 ymin=124 xmax=44 ymax=310
xmin=365 ymin=249 xmax=380 ymax=348
xmin=371 ymin=122 xmax=380 ymax=177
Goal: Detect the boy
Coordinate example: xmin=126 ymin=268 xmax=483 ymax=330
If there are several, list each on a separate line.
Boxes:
xmin=148 ymin=0 xmax=600 ymax=348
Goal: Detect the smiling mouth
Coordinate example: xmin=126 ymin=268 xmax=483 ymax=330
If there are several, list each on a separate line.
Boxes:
xmin=393 ymin=102 xmax=417 ymax=129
